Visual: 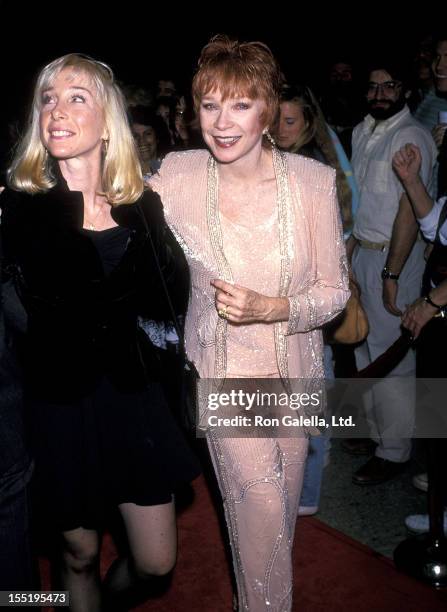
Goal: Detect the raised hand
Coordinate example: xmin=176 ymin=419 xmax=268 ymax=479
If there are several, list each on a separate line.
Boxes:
xmin=392 ymin=143 xmax=422 ymax=184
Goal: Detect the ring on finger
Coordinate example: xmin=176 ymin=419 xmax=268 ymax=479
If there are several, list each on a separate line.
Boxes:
xmin=218 ymin=305 xmax=230 ymax=320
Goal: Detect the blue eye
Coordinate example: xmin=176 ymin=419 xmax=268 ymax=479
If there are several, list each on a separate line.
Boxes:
xmin=202 ymin=102 xmax=217 ymax=111
xmin=235 ymin=102 xmax=250 ymax=110
xmin=71 ymin=94 xmax=86 ymax=103
xmin=42 ymin=94 xmax=55 ymax=105
xmin=285 ymin=118 xmax=295 ymax=125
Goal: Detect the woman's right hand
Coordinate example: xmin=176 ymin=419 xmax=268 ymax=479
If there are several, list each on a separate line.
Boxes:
xmin=392 ymin=143 xmax=422 ymax=184
xmin=211 ymin=279 xmax=289 ymax=324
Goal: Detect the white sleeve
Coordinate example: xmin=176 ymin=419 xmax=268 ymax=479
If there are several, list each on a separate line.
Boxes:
xmin=418 ymin=196 xmax=447 ymax=245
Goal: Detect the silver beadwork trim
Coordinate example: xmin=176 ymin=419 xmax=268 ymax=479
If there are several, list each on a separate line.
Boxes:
xmin=272 ymin=149 xmax=293 ymax=384
xmin=206 ymin=149 xmax=295 ymax=384
xmin=206 ymin=156 xmax=234 ymax=379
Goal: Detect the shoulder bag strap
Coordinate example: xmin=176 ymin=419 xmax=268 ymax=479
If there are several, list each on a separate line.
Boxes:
xmin=136 ymin=202 xmax=185 ymax=353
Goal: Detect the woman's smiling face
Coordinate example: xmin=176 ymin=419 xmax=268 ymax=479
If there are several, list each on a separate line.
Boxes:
xmin=39 ymin=67 xmax=106 ymax=161
xmin=199 ymin=88 xmax=266 ymax=165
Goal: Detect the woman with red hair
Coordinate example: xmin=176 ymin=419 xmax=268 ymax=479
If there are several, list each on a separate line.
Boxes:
xmin=150 ymin=35 xmax=349 ymax=610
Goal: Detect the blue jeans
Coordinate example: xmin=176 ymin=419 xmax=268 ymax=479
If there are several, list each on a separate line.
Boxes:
xmin=299 ymin=345 xmax=333 ymax=508
xmin=299 ymin=435 xmax=329 ymax=508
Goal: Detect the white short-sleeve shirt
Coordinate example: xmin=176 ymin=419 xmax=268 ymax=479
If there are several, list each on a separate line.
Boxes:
xmin=352 ymin=106 xmax=437 ymax=243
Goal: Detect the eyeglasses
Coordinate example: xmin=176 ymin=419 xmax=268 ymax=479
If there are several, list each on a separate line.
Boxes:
xmin=367 ymin=81 xmax=402 ymax=94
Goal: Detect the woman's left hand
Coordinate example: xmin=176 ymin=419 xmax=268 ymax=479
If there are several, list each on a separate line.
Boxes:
xmin=401 ymin=297 xmax=437 ymax=339
xmin=211 ymin=279 xmax=288 ymax=324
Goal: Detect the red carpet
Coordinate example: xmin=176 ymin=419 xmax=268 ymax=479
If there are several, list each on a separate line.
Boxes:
xmin=40 ymin=475 xmax=447 ymax=611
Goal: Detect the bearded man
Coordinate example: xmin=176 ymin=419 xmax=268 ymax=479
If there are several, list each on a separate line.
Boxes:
xmin=345 ymin=60 xmax=438 ymax=485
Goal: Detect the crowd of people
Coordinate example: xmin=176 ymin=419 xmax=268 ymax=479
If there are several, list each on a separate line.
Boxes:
xmin=0 ymin=29 xmax=446 ymax=612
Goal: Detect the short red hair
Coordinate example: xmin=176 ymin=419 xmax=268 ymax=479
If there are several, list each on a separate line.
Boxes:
xmin=192 ymin=35 xmax=282 ymax=129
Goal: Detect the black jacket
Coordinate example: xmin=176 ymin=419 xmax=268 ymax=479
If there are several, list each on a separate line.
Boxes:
xmin=0 ymin=178 xmax=189 ymax=402
xmin=0 ymin=237 xmax=32 ymax=489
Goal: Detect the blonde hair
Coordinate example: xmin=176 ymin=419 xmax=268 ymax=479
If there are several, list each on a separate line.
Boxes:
xmin=8 ymin=53 xmax=143 ymax=205
xmin=279 ymin=85 xmax=353 ymax=232
xmin=192 ymin=34 xmax=282 ymax=130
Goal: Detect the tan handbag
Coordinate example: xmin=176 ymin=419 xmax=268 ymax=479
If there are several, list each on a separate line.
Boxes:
xmin=326 ymin=279 xmax=369 ymax=344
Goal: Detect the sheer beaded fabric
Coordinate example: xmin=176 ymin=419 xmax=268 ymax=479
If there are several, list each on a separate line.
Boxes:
xmin=149 ymin=148 xmax=349 ymax=610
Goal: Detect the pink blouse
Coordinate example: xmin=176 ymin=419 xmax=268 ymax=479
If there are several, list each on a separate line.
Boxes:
xmin=149 ymin=149 xmax=349 ymax=381
xmin=220 ymin=210 xmax=280 ymax=376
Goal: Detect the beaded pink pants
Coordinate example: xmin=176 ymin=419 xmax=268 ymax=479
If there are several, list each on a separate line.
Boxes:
xmin=207 ymin=432 xmax=308 ymax=611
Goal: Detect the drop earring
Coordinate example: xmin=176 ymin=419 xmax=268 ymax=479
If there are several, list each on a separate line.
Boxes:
xmin=263 ymin=128 xmax=276 ymax=146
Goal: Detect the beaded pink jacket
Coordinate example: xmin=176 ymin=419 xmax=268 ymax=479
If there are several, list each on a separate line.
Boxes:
xmin=149 ymin=148 xmax=349 ymax=380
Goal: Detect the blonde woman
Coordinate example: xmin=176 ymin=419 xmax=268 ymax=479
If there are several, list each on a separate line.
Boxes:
xmin=275 ymin=83 xmax=357 ymax=236
xmin=1 ymin=54 xmax=199 ymax=611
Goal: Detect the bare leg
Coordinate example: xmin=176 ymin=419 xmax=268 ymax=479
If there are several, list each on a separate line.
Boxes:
xmin=207 ymin=433 xmax=308 ymax=612
xmin=103 ymin=500 xmax=176 ymax=609
xmin=61 ymin=528 xmax=101 ymax=612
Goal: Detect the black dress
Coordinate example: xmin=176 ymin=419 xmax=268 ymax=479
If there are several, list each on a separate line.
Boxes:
xmin=1 ymin=179 xmax=200 ymax=531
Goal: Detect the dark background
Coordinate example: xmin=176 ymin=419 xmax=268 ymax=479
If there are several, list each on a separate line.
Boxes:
xmin=1 ymin=4 xmax=445 ymax=126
